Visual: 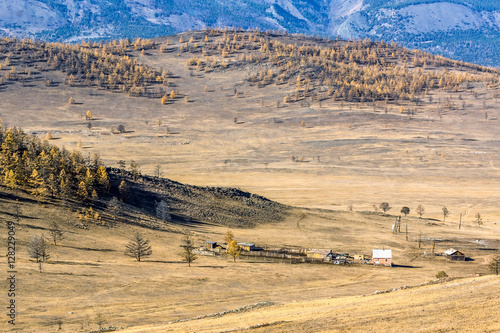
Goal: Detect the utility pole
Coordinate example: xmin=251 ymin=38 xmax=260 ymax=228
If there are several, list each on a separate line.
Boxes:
xmin=432 ymin=240 xmax=435 ymax=256
xmin=405 ymin=224 xmax=408 ymax=241
xmin=459 ymin=213 xmax=462 ymax=230
xmin=418 ymin=231 xmax=422 ymax=249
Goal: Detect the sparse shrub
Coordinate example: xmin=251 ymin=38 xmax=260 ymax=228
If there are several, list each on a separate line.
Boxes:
xmin=95 ymin=312 xmax=107 ymax=330
xmin=436 ymin=270 xmax=448 ymax=279
xmin=117 ymin=124 xmax=126 ymax=133
xmin=475 ymin=213 xmax=483 ymax=226
xmin=161 ymin=94 xmax=168 ymax=104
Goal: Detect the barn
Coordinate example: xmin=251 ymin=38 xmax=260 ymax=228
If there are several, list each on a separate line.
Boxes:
xmin=204 ymin=241 xmax=218 ymax=251
xmin=237 ymin=242 xmax=256 ymax=251
xmin=306 ymin=249 xmax=333 ymax=261
xmin=444 ymin=248 xmax=466 ymax=261
xmin=372 ymin=249 xmax=392 ymax=267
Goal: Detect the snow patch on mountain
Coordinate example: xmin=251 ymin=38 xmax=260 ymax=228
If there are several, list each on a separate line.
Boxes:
xmin=329 ymin=0 xmax=364 ymax=21
xmin=266 ymin=5 xmax=284 ymax=21
xmin=161 ymin=14 xmax=205 ymax=31
xmin=0 ymin=0 xmax=63 ymax=32
xmin=397 ymin=3 xmax=483 ymax=33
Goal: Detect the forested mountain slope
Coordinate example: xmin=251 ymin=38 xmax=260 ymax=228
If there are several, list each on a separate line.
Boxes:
xmin=1 ymin=0 xmax=500 ymax=65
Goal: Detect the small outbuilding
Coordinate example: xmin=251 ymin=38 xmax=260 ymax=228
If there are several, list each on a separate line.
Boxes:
xmin=354 ymin=254 xmax=366 ymax=261
xmin=444 ymin=248 xmax=466 ymax=261
xmin=204 ymin=241 xmax=218 ymax=251
xmin=372 ymin=249 xmax=392 ymax=267
xmin=237 ymin=242 xmax=256 ymax=251
xmin=306 ymin=249 xmax=333 ymax=261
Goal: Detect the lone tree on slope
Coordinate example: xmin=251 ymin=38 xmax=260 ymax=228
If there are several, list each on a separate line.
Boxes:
xmin=379 ymin=202 xmax=391 ymax=213
xmin=489 ymin=255 xmax=500 ymax=275
xmin=227 ymin=240 xmax=241 ymax=262
xmin=401 ymin=206 xmax=410 ymax=217
xmin=475 ymin=213 xmax=483 ymax=227
xmin=416 ymin=205 xmax=425 ymax=218
xmin=28 ymin=234 xmax=50 ymax=272
xmin=155 ymin=199 xmax=171 ymax=222
xmin=180 ymin=234 xmax=198 ymax=267
xmin=49 ymin=221 xmax=64 ymax=246
xmin=125 ymin=232 xmax=152 ymax=262
xmin=442 ymin=207 xmax=450 ymax=222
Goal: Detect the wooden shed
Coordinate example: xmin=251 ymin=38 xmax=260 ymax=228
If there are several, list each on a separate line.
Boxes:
xmin=444 ymin=248 xmax=465 ymax=261
xmin=354 ymin=254 xmax=369 ymax=261
xmin=237 ymin=242 xmax=255 ymax=251
xmin=372 ymin=249 xmax=392 ymax=267
xmin=204 ymin=241 xmax=218 ymax=251
xmin=306 ymin=249 xmax=333 ymax=261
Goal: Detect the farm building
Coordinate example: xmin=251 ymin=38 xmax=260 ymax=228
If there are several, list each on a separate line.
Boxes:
xmin=238 ymin=243 xmax=256 ymax=251
xmin=204 ymin=241 xmax=218 ymax=251
xmin=372 ymin=249 xmax=392 ymax=267
xmin=444 ymin=248 xmax=466 ymax=261
xmin=354 ymin=254 xmax=369 ymax=261
xmin=306 ymin=249 xmax=333 ymax=261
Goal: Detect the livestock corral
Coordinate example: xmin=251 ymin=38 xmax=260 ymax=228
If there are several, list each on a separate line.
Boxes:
xmin=195 ymin=240 xmax=376 ymax=265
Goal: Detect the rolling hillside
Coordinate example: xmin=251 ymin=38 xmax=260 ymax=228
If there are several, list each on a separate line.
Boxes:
xmin=121 ymin=275 xmax=500 ymax=332
xmin=1 ymin=0 xmax=500 ymax=65
xmin=1 ymin=29 xmax=500 ymax=332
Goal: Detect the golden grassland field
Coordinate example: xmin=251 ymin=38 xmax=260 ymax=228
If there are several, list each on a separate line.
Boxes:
xmin=0 ymin=186 xmax=499 ymax=332
xmin=0 ymin=31 xmax=500 ymax=332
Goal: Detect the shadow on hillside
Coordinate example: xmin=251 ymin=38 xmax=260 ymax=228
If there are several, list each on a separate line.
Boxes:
xmin=48 ymin=260 xmax=100 ymax=266
xmin=2 ymin=212 xmax=40 ymax=220
xmin=392 ymin=264 xmax=422 ymax=269
xmin=145 ymin=260 xmax=186 ymax=264
xmin=171 ymin=215 xmax=213 ymax=229
xmin=196 ymin=265 xmax=226 ymax=269
xmin=44 ymin=272 xmax=97 ymax=277
xmin=19 ymin=223 xmax=46 ymax=230
xmin=0 ymin=191 xmax=41 ymax=205
xmin=59 ymin=245 xmax=116 ymax=252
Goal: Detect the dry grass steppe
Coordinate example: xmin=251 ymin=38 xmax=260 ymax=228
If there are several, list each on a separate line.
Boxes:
xmin=1 ymin=30 xmax=500 ymax=332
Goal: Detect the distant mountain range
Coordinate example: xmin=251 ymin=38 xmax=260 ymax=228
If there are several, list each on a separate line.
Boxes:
xmin=1 ymin=0 xmax=500 ymax=66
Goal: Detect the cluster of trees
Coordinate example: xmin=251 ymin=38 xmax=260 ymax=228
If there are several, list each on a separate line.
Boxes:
xmin=28 ymin=221 xmax=64 ymax=272
xmin=180 ymin=30 xmax=499 ymax=103
xmin=379 ymin=203 xmax=485 ymax=226
xmin=124 ymin=229 xmax=242 ymax=265
xmin=0 ymin=127 xmax=110 ymax=202
xmin=0 ymin=37 xmax=166 ymax=96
